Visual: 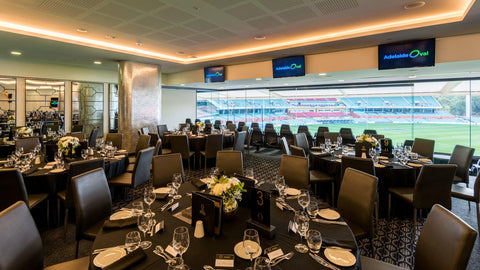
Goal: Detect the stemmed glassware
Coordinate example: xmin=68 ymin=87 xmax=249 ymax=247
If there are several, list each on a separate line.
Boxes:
xmin=168 ymin=257 xmax=188 ymax=270
xmin=298 ymin=189 xmax=310 ymax=212
xmin=132 ymin=201 xmax=143 ymax=217
xmin=294 ymin=211 xmax=310 ymax=253
xmin=144 ymin=186 xmax=156 ymax=217
xmin=306 ymin=201 xmax=318 ymax=218
xmin=336 ymin=136 xmax=343 ymax=148
xmin=210 ymin=167 xmax=220 ymax=179
xmin=243 ymin=229 xmax=260 ymax=270
xmin=369 ymin=147 xmax=377 ymax=163
xmin=274 ymin=176 xmax=286 ymax=200
xmin=172 ymin=173 xmax=182 ymax=199
xmin=137 ymin=213 xmax=152 ymax=249
xmin=81 ymin=149 xmax=88 ymax=160
xmin=306 ymin=229 xmax=322 ymax=254
xmin=125 ymin=231 xmax=141 ymax=252
xmin=172 ymin=226 xmax=190 ymax=259
xmin=253 ymin=257 xmax=271 ymax=270
xmin=342 ymin=145 xmax=349 ymax=156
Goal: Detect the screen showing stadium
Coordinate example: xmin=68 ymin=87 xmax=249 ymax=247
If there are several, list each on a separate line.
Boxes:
xmin=50 ymin=97 xmax=58 ymax=108
xmin=204 ymin=66 xmax=225 ymax=83
xmin=272 ymin=55 xmax=305 ymax=78
xmin=378 ymin=39 xmax=435 ymax=70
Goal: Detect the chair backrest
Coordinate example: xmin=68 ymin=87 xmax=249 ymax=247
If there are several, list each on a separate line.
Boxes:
xmin=315 ymin=126 xmax=329 ymax=144
xmin=449 ymin=145 xmax=475 ymax=185
xmin=0 ymin=201 xmax=44 ymax=270
xmin=15 ymin=137 xmax=40 ymax=153
xmin=170 ymin=135 xmax=191 ymax=159
xmin=204 ymin=134 xmax=224 ymax=158
xmin=251 ymin=122 xmax=259 ymax=129
xmin=227 ymin=123 xmax=236 ymax=132
xmin=474 ymin=172 xmax=480 ymax=203
xmin=154 ymin=138 xmax=163 ymax=156
xmin=324 ymin=132 xmax=340 ymax=143
xmin=289 ymin=145 xmax=306 ymax=157
xmin=413 ymin=164 xmax=457 ymax=210
xmin=250 ymin=128 xmax=263 ymax=145
xmin=157 ymin=124 xmax=168 ymax=138
xmin=339 ymin=128 xmax=355 ymax=143
xmin=415 ymin=204 xmax=477 ymax=270
xmin=204 ymin=123 xmax=212 ymax=134
xmin=106 ymin=133 xmax=123 ymax=149
xmin=280 ymin=124 xmax=291 ymax=133
xmin=279 ymin=155 xmax=309 ymax=189
xmin=412 ymin=138 xmax=435 ymax=160
xmin=298 ymin=125 xmax=313 ymax=147
xmin=294 ymin=133 xmax=309 ymax=153
xmin=72 ymin=168 xmax=112 ymax=241
xmin=152 ymin=153 xmax=184 ymax=188
xmin=88 ymin=128 xmax=99 ymax=148
xmin=241 ymin=125 xmax=249 ymax=132
xmin=0 ymin=168 xmax=29 ymax=212
xmin=216 ymin=150 xmax=244 ymax=176
xmin=135 ymin=134 xmax=151 ymax=154
xmin=65 ymin=159 xmax=105 ymax=208
xmin=68 ymin=132 xmax=85 ymax=141
xmin=372 ymin=134 xmax=384 ymax=140
xmin=237 ymin=122 xmax=245 ymax=132
xmin=179 ymin=123 xmax=187 ymax=131
xmin=265 ymin=123 xmax=274 ymax=131
xmin=234 ymin=131 xmax=247 ymax=151
xmin=403 ymin=139 xmax=414 ymax=147
xmin=226 ymin=120 xmax=232 ymax=125
xmin=185 ymin=118 xmax=191 ymax=124
xmin=340 ymin=156 xmax=375 ymax=180
xmin=264 ymin=128 xmax=278 ymax=146
xmin=205 ymin=119 xmax=211 ymax=124
xmin=280 ymin=125 xmax=294 ymax=145
xmin=132 ymin=147 xmax=155 ymax=188
xmin=214 ymin=120 xmax=221 ymax=130
xmin=280 ymin=137 xmax=292 ymax=155
xmin=338 ymin=168 xmax=378 ymax=238
xmin=363 ymin=129 xmax=377 ymax=135
xmin=72 ymin=125 xmax=83 ymax=133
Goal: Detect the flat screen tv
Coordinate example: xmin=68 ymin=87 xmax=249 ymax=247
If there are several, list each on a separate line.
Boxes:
xmin=378 ymin=39 xmax=435 ymax=70
xmin=204 ymin=66 xmax=225 ymax=83
xmin=272 ymin=55 xmax=305 ymax=78
xmin=50 ymin=97 xmax=59 ymax=108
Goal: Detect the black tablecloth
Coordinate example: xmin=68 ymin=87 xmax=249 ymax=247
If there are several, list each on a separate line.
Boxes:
xmin=90 ymin=183 xmax=361 ymax=269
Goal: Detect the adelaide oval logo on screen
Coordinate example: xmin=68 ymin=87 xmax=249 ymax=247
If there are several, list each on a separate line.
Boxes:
xmin=273 ymin=56 xmax=305 ymax=78
xmin=378 ymin=39 xmax=435 ymax=70
xmin=204 ymin=66 xmax=225 ymax=83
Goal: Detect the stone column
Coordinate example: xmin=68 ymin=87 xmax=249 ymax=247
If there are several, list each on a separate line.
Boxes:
xmin=15 ymin=78 xmax=25 ymax=126
xmin=118 ymin=61 xmax=161 ymax=152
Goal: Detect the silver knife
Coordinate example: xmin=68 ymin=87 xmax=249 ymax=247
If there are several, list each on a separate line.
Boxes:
xmin=309 ymin=253 xmax=341 ymax=270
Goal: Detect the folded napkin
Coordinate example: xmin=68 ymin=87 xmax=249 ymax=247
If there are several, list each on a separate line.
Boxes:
xmin=191 ymin=178 xmax=207 ymax=189
xmin=103 ymin=217 xmax=137 ymax=229
xmin=312 ymin=219 xmax=357 ymax=251
xmin=103 ymin=248 xmax=146 ymax=270
xmin=322 ymin=237 xmax=358 ymax=251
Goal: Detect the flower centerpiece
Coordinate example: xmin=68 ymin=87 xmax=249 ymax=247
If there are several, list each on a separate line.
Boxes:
xmin=195 ymin=121 xmax=205 ymax=131
xmin=210 ymin=175 xmax=246 ymax=215
xmin=355 ymin=134 xmax=377 ymax=158
xmin=17 ymin=127 xmax=33 ymax=138
xmin=57 ymin=136 xmax=80 ymax=158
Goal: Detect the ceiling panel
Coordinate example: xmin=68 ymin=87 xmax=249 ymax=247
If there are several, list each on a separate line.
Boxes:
xmin=183 ymin=19 xmax=217 ymax=32
xmin=276 ymin=7 xmax=318 ymax=22
xmin=82 ymin=13 xmax=123 ymax=28
xmin=163 ymin=26 xmax=195 ymax=38
xmin=98 ymin=2 xmax=142 ymax=19
xmin=188 ymin=34 xmax=216 ymax=43
xmin=144 ymin=31 xmax=176 ymax=42
xmin=37 ymin=0 xmax=86 ymax=18
xmin=313 ymin=0 xmax=360 ymax=15
xmin=224 ymin=2 xmax=266 ymax=20
xmin=115 ymin=23 xmax=153 ymax=36
xmin=134 ymin=16 xmax=172 ymax=30
xmin=206 ymin=28 xmax=237 ymax=39
xmin=49 ymin=0 xmax=100 ymax=9
xmin=116 ymin=0 xmax=162 ymax=13
xmin=246 ymin=16 xmax=284 ymax=30
xmin=258 ymin=0 xmax=306 ymax=12
xmin=154 ymin=6 xmax=194 ymax=24
xmin=203 ymin=0 xmax=243 ymax=10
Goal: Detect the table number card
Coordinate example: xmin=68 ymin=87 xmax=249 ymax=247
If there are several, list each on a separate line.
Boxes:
xmin=265 ymin=245 xmax=284 ymax=260
xmin=154 ymin=220 xmax=164 ymax=234
xmin=251 ymin=187 xmax=271 ymax=227
xmin=380 ymin=138 xmax=393 ymax=155
xmin=215 ymin=254 xmax=235 ymax=268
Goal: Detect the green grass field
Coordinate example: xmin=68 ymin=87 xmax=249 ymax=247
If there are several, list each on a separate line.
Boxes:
xmin=281 ymin=123 xmax=479 ymax=154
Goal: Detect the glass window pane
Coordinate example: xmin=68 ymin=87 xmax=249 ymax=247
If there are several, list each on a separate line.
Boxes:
xmin=72 ymin=82 xmax=104 ymax=138
xmin=0 ymin=77 xmax=16 ymax=133
xmin=25 ymin=79 xmax=64 ymax=128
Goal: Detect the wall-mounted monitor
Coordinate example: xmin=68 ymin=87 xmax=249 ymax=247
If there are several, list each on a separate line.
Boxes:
xmin=50 ymin=97 xmax=58 ymax=108
xmin=272 ymin=55 xmax=305 ymax=78
xmin=204 ymin=66 xmax=225 ymax=83
xmin=378 ymin=39 xmax=435 ymax=70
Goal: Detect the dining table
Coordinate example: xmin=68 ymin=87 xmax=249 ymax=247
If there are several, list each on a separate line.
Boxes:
xmin=310 ymin=147 xmax=432 ymax=217
xmin=89 ymin=181 xmax=361 ymax=270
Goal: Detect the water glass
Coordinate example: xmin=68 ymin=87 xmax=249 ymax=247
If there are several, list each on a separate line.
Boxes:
xmin=342 ymin=145 xmax=349 ymax=156
xmin=144 ymin=186 xmax=156 ymax=215
xmin=298 ymin=189 xmax=310 ymax=212
xmin=172 ymin=226 xmax=190 ymax=258
xmin=210 ymin=167 xmax=220 ymax=179
xmin=294 ymin=211 xmax=310 ymax=253
xmin=245 ymin=167 xmax=254 ymax=179
xmin=81 ymin=148 xmax=88 ymax=160
xmin=306 ymin=229 xmax=322 ymax=254
xmin=172 ymin=173 xmax=182 ymax=199
xmin=125 ymin=231 xmax=141 ymax=253
xmin=137 ymin=213 xmax=152 ymax=249
xmin=132 ymin=201 xmax=143 ymax=217
xmin=167 ymin=183 xmax=175 ymax=197
xmin=306 ymin=201 xmax=318 ymax=218
xmin=168 ymin=257 xmax=188 ymax=270
xmin=254 ymin=257 xmax=271 ymax=270
xmin=274 ymin=175 xmax=286 ymax=199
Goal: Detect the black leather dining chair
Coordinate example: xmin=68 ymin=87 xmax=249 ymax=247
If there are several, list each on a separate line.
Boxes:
xmin=250 ymin=127 xmax=264 ymax=152
xmin=339 ymin=128 xmax=356 ymax=144
xmin=152 ymin=153 xmax=185 ymax=188
xmin=237 ymin=121 xmax=245 ymax=132
xmin=0 ymin=201 xmax=90 ymax=270
xmin=363 ymin=129 xmax=377 ymax=135
xmin=88 ymin=128 xmax=99 ymax=148
xmin=324 ymin=132 xmax=340 ymax=144
xmin=294 ymin=132 xmax=310 ymax=154
xmin=297 ymin=125 xmax=313 ymax=147
xmin=57 ymin=158 xmax=105 ymax=235
xmin=15 ymin=137 xmax=40 ymax=153
xmin=128 ymin=134 xmax=151 ymax=170
xmin=278 ymin=155 xmax=309 ymax=189
xmin=216 ymin=150 xmax=244 ymax=176
xmin=106 ymin=133 xmax=123 ymax=149
xmin=264 ymin=124 xmax=279 ymax=148
xmin=0 ymin=168 xmax=49 ymax=223
xmin=451 ymin=171 xmax=480 ymax=236
xmin=200 ymin=134 xmax=224 ymax=171
xmin=315 ymin=126 xmax=329 ymax=145
xmin=449 ymin=144 xmax=474 ymax=187
xmin=280 ymin=137 xmax=291 ymax=156
xmin=361 ymin=204 xmax=477 ymax=270
xmin=280 ymin=124 xmax=294 ymax=146
xmin=412 ymin=138 xmax=435 ymax=160
xmin=72 ymin=168 xmax=112 ymax=258
xmin=170 ymin=135 xmax=195 ymax=170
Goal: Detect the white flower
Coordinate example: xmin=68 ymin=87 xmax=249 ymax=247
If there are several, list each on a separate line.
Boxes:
xmin=212 ymin=183 xmax=225 ymax=196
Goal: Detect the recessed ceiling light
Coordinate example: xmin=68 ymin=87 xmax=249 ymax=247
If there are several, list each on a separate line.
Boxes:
xmin=404 ymin=1 xmax=426 ymax=10
xmin=10 ymin=51 xmax=22 ymax=55
xmin=105 ymin=35 xmax=116 ymax=39
xmin=408 ymin=75 xmax=417 ymax=79
xmin=76 ymin=28 xmax=87 ymax=33
xmin=254 ymin=35 xmax=266 ymax=41
xmin=255 ymin=78 xmax=262 ymax=81
xmin=136 ymin=42 xmax=143 ymax=46
xmin=94 ymin=61 xmax=102 ymax=65
xmin=318 ymin=73 xmax=327 ymax=76
xmin=338 ymin=79 xmax=345 ymax=82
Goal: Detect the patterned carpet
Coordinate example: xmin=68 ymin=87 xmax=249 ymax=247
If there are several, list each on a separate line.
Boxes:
xmin=41 ymin=148 xmax=479 ymax=269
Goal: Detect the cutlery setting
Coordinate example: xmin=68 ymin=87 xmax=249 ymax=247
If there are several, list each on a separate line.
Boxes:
xmin=154 ymin=245 xmax=175 ymax=263
xmin=92 ymin=245 xmax=125 ymax=255
xmin=161 ymin=199 xmax=175 ymax=211
xmin=309 ymin=253 xmax=341 ymax=270
xmin=270 ymin=251 xmax=294 ymax=266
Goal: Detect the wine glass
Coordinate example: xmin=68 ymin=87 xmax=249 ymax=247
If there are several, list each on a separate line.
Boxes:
xmin=253 ymin=257 xmax=271 ymax=270
xmin=144 ymin=186 xmax=156 ymax=217
xmin=294 ymin=211 xmax=310 ymax=253
xmin=306 ymin=201 xmax=318 ymax=218
xmin=306 ymin=229 xmax=322 ymax=254
xmin=132 ymin=201 xmax=143 ymax=217
xmin=297 ymin=189 xmax=310 ymax=212
xmin=125 ymin=231 xmax=141 ymax=253
xmin=168 ymin=257 xmax=188 ymax=270
xmin=81 ymin=149 xmax=88 ymax=160
xmin=274 ymin=176 xmax=286 ymax=201
xmin=172 ymin=226 xmax=190 ymax=258
xmin=172 ymin=173 xmax=182 ymax=199
xmin=210 ymin=167 xmax=219 ymax=179
xmin=369 ymin=147 xmax=376 ymax=161
xmin=167 ymin=183 xmax=175 ymax=197
xmin=342 ymin=145 xmax=349 ymax=156
xmin=245 ymin=167 xmax=254 ymax=179
xmin=137 ymin=213 xmax=152 ymax=249
xmin=336 ymin=136 xmax=343 ymax=148
xmin=243 ymin=229 xmax=260 ymax=270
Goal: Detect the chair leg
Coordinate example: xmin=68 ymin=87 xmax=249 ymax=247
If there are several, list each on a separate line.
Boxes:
xmin=388 ymin=194 xmax=391 ymax=220
xmin=63 ymin=208 xmax=69 ymax=236
xmin=75 ymin=240 xmax=79 ymax=259
xmin=370 ymin=237 xmax=375 ymax=258
xmin=476 ymin=202 xmax=480 ymax=238
xmin=413 ymin=208 xmax=417 ymax=241
xmin=468 ymin=201 xmax=471 ymax=211
xmin=47 ymin=200 xmax=50 ymax=227
xmin=331 ymin=182 xmax=335 ymax=207
xmin=375 ymin=196 xmax=379 ymax=229
xmin=57 ymin=198 xmax=61 ymax=226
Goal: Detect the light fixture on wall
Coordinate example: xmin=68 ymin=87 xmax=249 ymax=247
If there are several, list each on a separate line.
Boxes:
xmin=10 ymin=51 xmax=21 ymax=55
xmin=94 ymin=61 xmax=102 ymax=65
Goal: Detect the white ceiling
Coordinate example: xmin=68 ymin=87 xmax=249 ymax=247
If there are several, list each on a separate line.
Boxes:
xmin=0 ymin=0 xmax=479 ymax=80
